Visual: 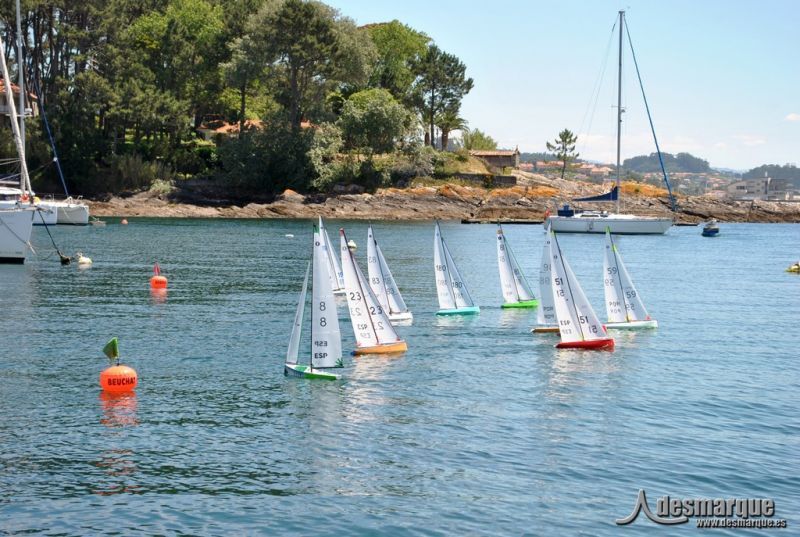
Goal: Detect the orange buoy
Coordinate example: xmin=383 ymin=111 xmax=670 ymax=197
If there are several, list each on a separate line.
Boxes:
xmin=149 ymin=262 xmax=168 ymax=289
xmin=99 ymin=365 xmax=138 ymax=394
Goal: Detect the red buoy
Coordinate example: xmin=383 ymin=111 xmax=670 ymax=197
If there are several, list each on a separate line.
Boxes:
xmin=150 ymin=262 xmax=168 ymax=289
xmin=99 ymin=364 xmax=138 ymax=393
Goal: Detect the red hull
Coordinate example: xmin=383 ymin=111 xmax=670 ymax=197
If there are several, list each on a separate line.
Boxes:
xmin=556 ymin=337 xmax=615 ymax=350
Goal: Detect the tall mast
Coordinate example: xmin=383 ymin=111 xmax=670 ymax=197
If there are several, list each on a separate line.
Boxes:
xmin=16 ymin=0 xmax=25 ymax=155
xmin=0 ymin=32 xmax=31 ymax=197
xmin=615 ymin=10 xmax=624 ymax=215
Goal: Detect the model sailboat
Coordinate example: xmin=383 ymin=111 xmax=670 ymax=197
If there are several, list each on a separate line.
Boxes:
xmin=434 ymin=221 xmax=479 ymax=315
xmin=531 ymin=229 xmax=559 ymax=333
xmin=367 ymin=226 xmax=413 ymax=324
xmin=550 ymin=231 xmax=614 ymax=349
xmin=603 ymin=229 xmax=658 ymax=329
xmin=340 ymin=229 xmax=408 ymax=354
xmin=318 ymin=216 xmax=345 ymax=295
xmin=284 ymin=226 xmax=344 ymax=380
xmin=497 ymin=225 xmax=538 ymax=308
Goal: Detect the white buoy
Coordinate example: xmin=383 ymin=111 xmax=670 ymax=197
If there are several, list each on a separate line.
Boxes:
xmin=285 ymin=234 xmax=295 ymax=238
xmin=76 ymin=252 xmax=92 ymax=267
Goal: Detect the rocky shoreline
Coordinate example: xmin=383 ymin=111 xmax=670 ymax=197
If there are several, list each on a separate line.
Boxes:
xmin=87 ymin=176 xmax=800 ymax=224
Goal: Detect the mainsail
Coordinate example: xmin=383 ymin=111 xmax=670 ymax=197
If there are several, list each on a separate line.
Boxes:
xmin=550 ymin=232 xmax=608 ymax=344
xmin=312 ymin=227 xmax=343 ymax=367
xmin=603 ymin=229 xmax=650 ymax=323
xmin=497 ymin=225 xmax=535 ymax=303
xmin=319 ymin=216 xmax=345 ymax=292
xmin=537 ymin=233 xmax=557 ymax=327
xmin=340 ymin=229 xmax=403 ymax=348
xmin=434 ymin=222 xmax=475 ymax=310
xmin=367 ymin=226 xmax=409 ymax=315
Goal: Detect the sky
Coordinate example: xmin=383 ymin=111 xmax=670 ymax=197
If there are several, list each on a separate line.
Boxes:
xmin=325 ymin=0 xmax=800 ymax=171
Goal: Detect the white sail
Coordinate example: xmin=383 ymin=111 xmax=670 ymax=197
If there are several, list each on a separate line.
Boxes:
xmin=550 ymin=232 xmax=608 ymax=343
xmin=319 ymin=217 xmax=345 ymax=292
xmin=286 ymin=262 xmax=310 ymax=365
xmin=497 ymin=227 xmax=519 ymax=303
xmin=340 ymin=230 xmax=402 ymax=347
xmin=434 ymin=222 xmax=456 ymax=310
xmin=441 ymin=237 xmax=475 ymax=308
xmin=497 ymin=226 xmax=535 ymax=303
xmin=603 ymin=230 xmax=650 ymax=322
xmin=367 ymin=226 xmax=389 ymax=311
xmin=312 ymin=228 xmax=343 ymax=368
xmin=367 ymin=226 xmax=409 ymax=315
xmin=537 ymin=233 xmax=557 ymax=326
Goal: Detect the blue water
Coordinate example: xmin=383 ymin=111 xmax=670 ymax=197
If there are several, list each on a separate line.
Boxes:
xmin=1 ymin=220 xmax=798 ymax=535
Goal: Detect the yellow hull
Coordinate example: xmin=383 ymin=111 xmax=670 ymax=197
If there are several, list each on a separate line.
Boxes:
xmin=353 ymin=340 xmax=408 ymax=355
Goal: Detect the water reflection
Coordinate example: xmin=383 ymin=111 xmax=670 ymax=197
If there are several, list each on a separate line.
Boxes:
xmin=150 ymin=288 xmax=168 ymax=303
xmin=93 ymin=448 xmax=140 ymax=496
xmin=99 ymin=392 xmax=139 ymax=428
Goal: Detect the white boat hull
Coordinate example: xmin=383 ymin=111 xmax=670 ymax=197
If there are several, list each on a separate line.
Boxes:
xmin=32 ymin=205 xmax=58 ymax=225
xmin=54 ymin=201 xmax=90 ymax=225
xmin=0 ymin=207 xmax=35 ymax=263
xmin=388 ymin=311 xmax=413 ymax=325
xmin=545 ymin=214 xmax=672 ymax=235
xmin=605 ymin=319 xmax=658 ymax=329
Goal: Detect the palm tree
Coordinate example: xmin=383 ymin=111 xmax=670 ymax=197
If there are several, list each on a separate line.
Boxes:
xmin=435 ymin=109 xmax=468 ymax=151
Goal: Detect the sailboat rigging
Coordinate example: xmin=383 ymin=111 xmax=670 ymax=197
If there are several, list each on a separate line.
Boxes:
xmin=545 ymin=10 xmax=674 ymax=235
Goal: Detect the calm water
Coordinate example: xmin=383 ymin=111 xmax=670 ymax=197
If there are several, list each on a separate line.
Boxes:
xmin=1 ymin=220 xmax=799 ymax=535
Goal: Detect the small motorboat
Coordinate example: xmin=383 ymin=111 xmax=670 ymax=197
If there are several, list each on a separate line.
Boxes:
xmin=702 ymin=219 xmax=719 ymax=237
xmin=786 ymin=262 xmax=800 ymax=274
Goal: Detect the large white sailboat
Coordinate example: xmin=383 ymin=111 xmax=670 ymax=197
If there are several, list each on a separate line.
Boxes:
xmin=0 ymin=29 xmax=35 ymax=263
xmin=545 ymin=10 xmax=674 ymax=235
xmin=284 ymin=225 xmax=344 ymax=380
xmin=366 ymin=225 xmax=413 ymax=324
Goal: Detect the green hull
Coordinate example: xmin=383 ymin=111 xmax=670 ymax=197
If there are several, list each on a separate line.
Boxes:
xmin=436 ymin=306 xmax=481 ymax=316
xmin=284 ymin=364 xmax=340 ymax=380
xmin=501 ymin=299 xmax=539 ymax=309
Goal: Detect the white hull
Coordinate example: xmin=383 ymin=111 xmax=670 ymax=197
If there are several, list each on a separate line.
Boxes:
xmin=0 ymin=207 xmax=34 ymax=263
xmin=49 ymin=200 xmax=90 ymax=225
xmin=545 ymin=214 xmax=672 ymax=235
xmin=32 ymin=204 xmax=58 ymax=225
xmin=388 ymin=311 xmax=413 ymax=325
xmin=605 ymin=319 xmax=658 ymax=329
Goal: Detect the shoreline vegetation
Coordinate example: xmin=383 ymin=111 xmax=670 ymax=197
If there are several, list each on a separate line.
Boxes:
xmin=88 ymin=173 xmax=800 ymax=223
xmin=4 ymin=2 xmax=799 ymax=218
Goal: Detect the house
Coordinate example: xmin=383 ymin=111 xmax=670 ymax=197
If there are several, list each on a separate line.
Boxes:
xmin=725 ymin=176 xmax=770 ymax=200
xmin=469 ymin=148 xmax=520 ymax=169
xmin=196 ymin=117 xmax=316 ymax=142
xmin=0 ymin=80 xmax=39 ymax=117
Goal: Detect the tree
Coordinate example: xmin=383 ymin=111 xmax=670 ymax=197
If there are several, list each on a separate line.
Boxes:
xmin=435 ymin=107 xmax=467 ymax=151
xmin=337 ymin=88 xmax=413 ymax=155
xmin=366 ymin=20 xmax=429 ymax=103
xmin=411 ymin=44 xmax=473 ymax=148
xmin=546 ymin=129 xmax=579 ymax=179
xmin=260 ymin=0 xmax=338 ymax=130
xmin=460 ymin=128 xmax=496 ymax=151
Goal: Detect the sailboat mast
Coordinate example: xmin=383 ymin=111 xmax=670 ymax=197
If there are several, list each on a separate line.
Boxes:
xmin=615 ymin=10 xmax=624 ymax=215
xmin=16 ymin=0 xmax=25 ymax=156
xmin=0 ymin=33 xmax=31 ymax=197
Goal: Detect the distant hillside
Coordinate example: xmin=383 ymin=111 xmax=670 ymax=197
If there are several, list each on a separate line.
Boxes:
xmin=743 ymin=164 xmax=800 ymax=188
xmin=520 ymin=152 xmax=557 ymax=163
xmin=623 ymin=152 xmax=710 ymax=173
